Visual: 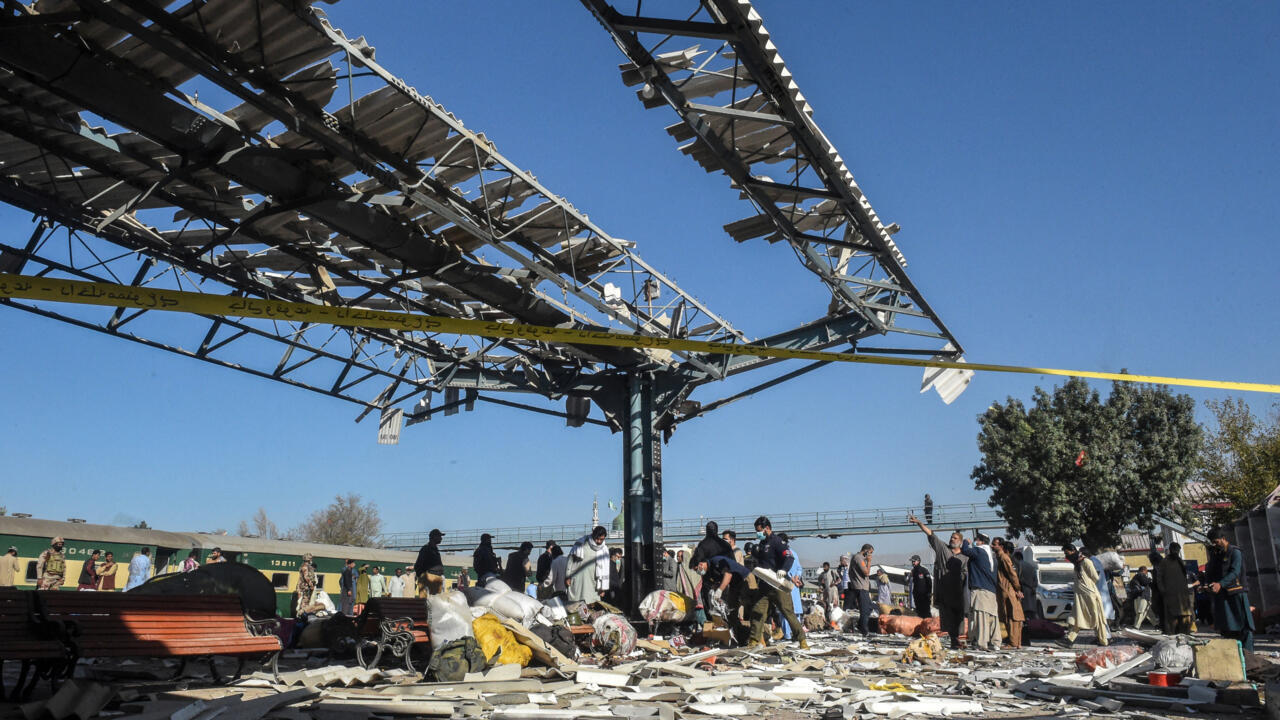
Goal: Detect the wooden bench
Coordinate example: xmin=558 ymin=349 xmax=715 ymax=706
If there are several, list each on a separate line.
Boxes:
xmin=354 ymin=597 xmax=429 ymax=672
xmin=0 ymin=590 xmax=73 ymax=700
xmin=38 ymin=592 xmax=282 ymax=682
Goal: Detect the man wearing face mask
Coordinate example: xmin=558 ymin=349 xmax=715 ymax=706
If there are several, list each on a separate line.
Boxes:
xmin=722 ymin=530 xmax=745 ymax=565
xmin=746 ymin=516 xmax=807 ymax=649
xmin=697 ymin=554 xmax=751 ymax=642
xmin=909 ymin=515 xmax=968 ymax=649
xmin=605 ymin=547 xmax=625 ymax=608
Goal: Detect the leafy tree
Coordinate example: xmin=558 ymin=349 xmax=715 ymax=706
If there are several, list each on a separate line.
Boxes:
xmin=292 ymin=494 xmax=383 ymax=547
xmin=132 ymin=520 xmax=150 ymax=529
xmin=1199 ymin=398 xmax=1280 ymax=526
xmin=237 ymin=507 xmax=282 ymax=540
xmin=971 ymin=378 xmax=1201 ymax=550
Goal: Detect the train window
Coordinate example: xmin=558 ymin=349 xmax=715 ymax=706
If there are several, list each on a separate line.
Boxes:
xmin=26 ymin=561 xmax=38 ymax=582
xmin=315 ymin=574 xmax=326 ymax=589
xmin=271 ymin=573 xmax=290 ymax=589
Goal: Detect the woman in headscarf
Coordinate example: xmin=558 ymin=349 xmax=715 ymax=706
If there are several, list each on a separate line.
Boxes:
xmin=1057 ymin=544 xmax=1109 ymax=648
xmin=296 ymin=553 xmax=317 ymax=616
xmin=1155 ymin=542 xmax=1193 ymax=634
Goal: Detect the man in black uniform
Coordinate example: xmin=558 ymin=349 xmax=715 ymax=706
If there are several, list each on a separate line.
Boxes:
xmin=503 ymin=541 xmax=534 ymax=590
xmin=689 ymin=521 xmax=731 ymax=568
xmin=473 ymin=534 xmax=502 ymax=585
xmin=908 ymin=554 xmax=933 ymax=619
xmin=746 ymin=516 xmax=807 ymax=648
xmin=340 ymin=559 xmax=357 ymax=612
xmin=697 ymin=553 xmax=751 ymax=642
xmin=413 ymin=529 xmax=446 ymax=596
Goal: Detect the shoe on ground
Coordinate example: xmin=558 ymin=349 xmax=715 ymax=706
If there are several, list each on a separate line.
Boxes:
xmin=744 ymin=641 xmax=765 ymax=650
xmin=1055 ymin=638 xmax=1075 ymax=649
xmin=798 ymin=637 xmax=810 ymax=649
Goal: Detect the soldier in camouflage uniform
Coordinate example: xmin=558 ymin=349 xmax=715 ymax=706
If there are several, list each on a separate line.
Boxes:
xmin=36 ymin=537 xmax=67 ymax=590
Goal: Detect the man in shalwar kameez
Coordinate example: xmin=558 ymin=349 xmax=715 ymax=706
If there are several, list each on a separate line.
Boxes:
xmin=1057 ymin=544 xmax=1109 ymax=647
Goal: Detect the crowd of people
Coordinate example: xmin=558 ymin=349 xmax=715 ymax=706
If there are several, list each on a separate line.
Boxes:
xmin=4 ymin=517 xmax=1255 ymax=653
xmin=13 ymin=540 xmax=237 ymax=592
xmin=394 ymin=514 xmax=1255 ymax=652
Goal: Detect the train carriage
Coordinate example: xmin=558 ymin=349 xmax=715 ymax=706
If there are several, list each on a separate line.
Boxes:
xmin=0 ymin=516 xmax=468 ymax=616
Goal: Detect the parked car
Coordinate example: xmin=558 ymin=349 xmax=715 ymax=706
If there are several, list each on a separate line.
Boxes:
xmin=1036 ymin=562 xmax=1078 ymax=621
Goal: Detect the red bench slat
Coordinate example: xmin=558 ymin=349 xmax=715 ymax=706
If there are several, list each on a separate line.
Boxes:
xmin=36 ymin=593 xmax=281 ymax=660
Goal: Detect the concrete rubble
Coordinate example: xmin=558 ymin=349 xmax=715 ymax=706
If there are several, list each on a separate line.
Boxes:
xmin=4 ymin=630 xmax=1272 ymax=719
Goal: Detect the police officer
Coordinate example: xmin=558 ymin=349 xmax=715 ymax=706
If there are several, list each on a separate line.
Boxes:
xmin=414 ymin=529 xmax=447 ymax=596
xmin=697 ymin=554 xmax=751 ymax=642
xmin=746 ymin=516 xmax=807 ymax=649
xmin=36 ymin=537 xmax=67 ymax=590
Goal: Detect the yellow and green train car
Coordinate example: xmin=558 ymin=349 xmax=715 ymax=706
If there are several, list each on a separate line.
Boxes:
xmin=0 ymin=516 xmax=469 ymax=616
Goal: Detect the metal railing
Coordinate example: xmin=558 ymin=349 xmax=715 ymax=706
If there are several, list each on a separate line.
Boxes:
xmin=379 ymin=502 xmax=1005 ymax=552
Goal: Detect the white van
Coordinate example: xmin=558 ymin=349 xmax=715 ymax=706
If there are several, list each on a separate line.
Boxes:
xmin=1036 ymin=562 xmax=1077 ymax=620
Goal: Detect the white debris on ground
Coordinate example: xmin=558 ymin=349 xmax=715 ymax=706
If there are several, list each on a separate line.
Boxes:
xmin=7 ymin=628 xmax=1271 ymax=720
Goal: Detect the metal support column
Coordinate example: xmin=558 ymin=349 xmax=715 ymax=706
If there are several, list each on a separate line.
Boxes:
xmin=623 ymin=373 xmax=662 ymax=615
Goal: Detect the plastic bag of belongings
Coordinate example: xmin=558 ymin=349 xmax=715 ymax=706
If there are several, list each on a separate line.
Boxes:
xmin=473 ymin=613 xmax=532 ymax=667
xmin=1152 ymin=635 xmax=1195 ymax=673
xmin=428 ymin=591 xmax=475 ymax=649
xmin=1076 ymin=643 xmax=1143 ymax=672
xmin=592 ymin=613 xmax=637 ymax=656
xmin=878 ymin=613 xmax=941 ymax=637
xmin=463 ymin=580 xmax=549 ymax=627
xmin=639 ymin=589 xmax=692 ymax=623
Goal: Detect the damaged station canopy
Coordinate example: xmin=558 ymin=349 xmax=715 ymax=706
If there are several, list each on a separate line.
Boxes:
xmin=0 ymin=0 xmax=966 ymax=607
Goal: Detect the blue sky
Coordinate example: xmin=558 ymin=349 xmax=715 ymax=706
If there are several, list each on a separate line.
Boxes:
xmin=1 ymin=2 xmax=1277 ymax=562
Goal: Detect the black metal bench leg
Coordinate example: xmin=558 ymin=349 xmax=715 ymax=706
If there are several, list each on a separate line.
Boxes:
xmin=356 ymin=640 xmax=382 ymax=670
xmin=207 ymin=657 xmax=224 ymax=685
xmin=19 ymin=660 xmax=39 ymax=700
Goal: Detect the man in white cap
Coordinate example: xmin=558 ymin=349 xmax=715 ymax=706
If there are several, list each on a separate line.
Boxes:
xmin=36 ymin=537 xmax=67 ymax=590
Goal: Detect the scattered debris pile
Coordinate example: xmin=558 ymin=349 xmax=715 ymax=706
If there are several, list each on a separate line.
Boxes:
xmin=8 ymin=626 xmax=1273 ymax=720
xmin=5 ymin=590 xmax=1274 ymax=719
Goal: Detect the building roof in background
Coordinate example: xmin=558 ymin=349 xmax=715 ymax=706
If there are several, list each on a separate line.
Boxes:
xmin=1183 ymin=481 xmax=1233 ymax=510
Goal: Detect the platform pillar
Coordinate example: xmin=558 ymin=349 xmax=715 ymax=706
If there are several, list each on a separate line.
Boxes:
xmin=622 ymin=373 xmax=662 ymax=615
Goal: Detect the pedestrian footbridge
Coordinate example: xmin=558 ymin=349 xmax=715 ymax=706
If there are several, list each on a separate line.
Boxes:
xmin=380 ymin=503 xmax=1007 ymax=552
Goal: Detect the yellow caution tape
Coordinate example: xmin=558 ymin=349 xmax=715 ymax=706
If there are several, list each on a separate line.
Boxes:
xmin=2 ymin=273 xmax=1277 ymax=394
